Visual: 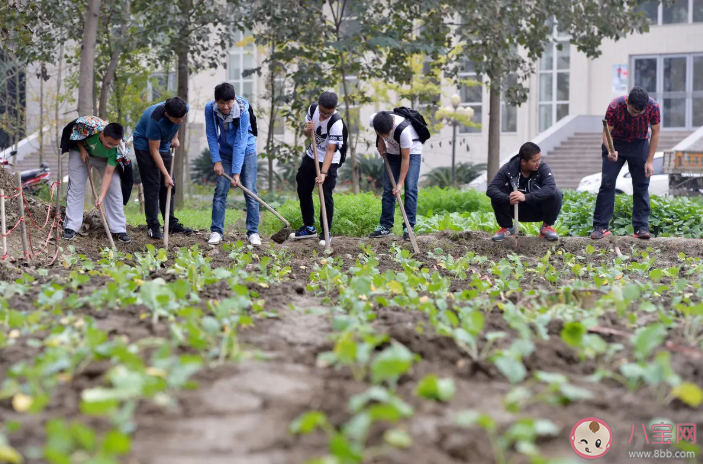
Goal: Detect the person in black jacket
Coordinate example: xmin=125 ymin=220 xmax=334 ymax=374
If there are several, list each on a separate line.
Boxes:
xmin=485 ymin=142 xmax=562 ymax=242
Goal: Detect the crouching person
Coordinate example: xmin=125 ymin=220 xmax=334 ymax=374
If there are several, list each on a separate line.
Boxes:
xmin=486 ymin=142 xmax=562 ymax=242
xmin=63 ymin=122 xmax=130 ymax=243
xmin=205 ymin=82 xmax=261 ymax=246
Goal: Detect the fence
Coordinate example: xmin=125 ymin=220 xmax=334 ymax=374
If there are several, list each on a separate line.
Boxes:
xmin=0 ymin=172 xmax=63 ymax=265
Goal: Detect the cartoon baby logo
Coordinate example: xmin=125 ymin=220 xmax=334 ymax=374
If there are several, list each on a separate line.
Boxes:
xmin=570 ymin=417 xmax=612 ymax=459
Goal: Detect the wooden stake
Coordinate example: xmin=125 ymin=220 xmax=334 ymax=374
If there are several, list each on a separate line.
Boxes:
xmin=55 ymin=156 xmax=61 ymax=251
xmin=1 ymin=189 xmax=7 ymax=258
xmin=164 ymin=150 xmax=175 ymax=249
xmin=380 ymin=152 xmax=420 ymax=254
xmin=16 ymin=172 xmax=30 ymax=259
xmin=137 ymin=183 xmax=144 ymax=214
xmin=512 ymin=181 xmax=519 ymax=236
xmin=84 ymin=160 xmax=116 ymax=251
xmin=310 ymin=137 xmax=331 ymax=252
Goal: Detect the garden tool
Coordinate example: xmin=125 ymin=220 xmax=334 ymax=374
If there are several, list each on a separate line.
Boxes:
xmin=84 ymin=158 xmax=116 ymax=251
xmin=221 ymin=173 xmax=291 ymax=243
xmin=163 ymin=147 xmax=176 ymax=248
xmin=378 ymin=149 xmax=420 ymax=254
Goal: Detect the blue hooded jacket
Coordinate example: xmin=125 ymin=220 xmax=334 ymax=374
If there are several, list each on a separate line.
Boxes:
xmin=204 ymin=96 xmax=255 ymax=175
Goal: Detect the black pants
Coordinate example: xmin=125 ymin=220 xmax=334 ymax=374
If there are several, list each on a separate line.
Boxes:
xmin=492 ymin=188 xmax=563 ymax=229
xmin=593 ymin=139 xmax=650 ymax=231
xmin=135 ymin=149 xmax=179 ymax=230
xmin=296 ymin=155 xmax=338 ymax=232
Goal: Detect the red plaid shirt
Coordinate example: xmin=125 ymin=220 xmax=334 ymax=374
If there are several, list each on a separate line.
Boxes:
xmin=605 ymin=96 xmax=661 ymax=141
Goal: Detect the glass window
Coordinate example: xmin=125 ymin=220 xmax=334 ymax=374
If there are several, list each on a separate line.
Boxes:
xmin=663 ymin=98 xmax=687 ymax=127
xmin=539 ymin=74 xmax=552 ymax=102
xmin=557 ymin=73 xmax=570 ymax=101
xmin=539 ymin=46 xmax=553 ymax=71
xmin=695 ymin=0 xmax=703 ymax=21
xmin=501 ymin=73 xmax=518 ymax=133
xmin=501 ymin=103 xmax=517 ymax=133
xmin=693 ymin=98 xmax=703 ymax=126
xmin=539 ymin=105 xmax=552 ymax=132
xmin=639 ymin=1 xmax=660 ymax=23
xmin=693 ymin=56 xmax=703 ymax=91
xmin=634 ymin=58 xmax=658 ymax=93
xmin=228 ymin=54 xmax=241 ymax=81
xmin=538 ymin=41 xmax=570 ymax=132
xmin=229 ymin=28 xmax=256 ymax=101
xmin=459 ymin=61 xmax=482 ymax=134
xmin=662 ymin=0 xmax=688 ymax=24
xmin=663 ymin=57 xmax=686 ymax=92
xmin=557 ymin=44 xmax=570 ymax=70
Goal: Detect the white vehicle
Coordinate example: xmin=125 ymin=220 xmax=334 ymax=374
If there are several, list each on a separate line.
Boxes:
xmin=576 ymin=152 xmax=670 ymax=196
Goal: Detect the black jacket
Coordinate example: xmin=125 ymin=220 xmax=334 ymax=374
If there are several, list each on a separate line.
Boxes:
xmin=486 ymin=154 xmax=557 ymax=205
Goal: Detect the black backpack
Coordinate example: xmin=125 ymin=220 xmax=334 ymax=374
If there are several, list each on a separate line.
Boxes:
xmin=390 ymin=107 xmax=431 ymax=144
xmin=308 ymin=103 xmax=349 ymax=166
xmin=248 ymin=105 xmax=258 ymax=137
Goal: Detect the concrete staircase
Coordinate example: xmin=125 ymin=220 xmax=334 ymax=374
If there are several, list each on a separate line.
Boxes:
xmin=546 ymin=130 xmax=693 ymax=189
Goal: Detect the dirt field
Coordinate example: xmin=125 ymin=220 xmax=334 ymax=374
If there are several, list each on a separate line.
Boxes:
xmin=1 ymin=226 xmax=702 ymax=464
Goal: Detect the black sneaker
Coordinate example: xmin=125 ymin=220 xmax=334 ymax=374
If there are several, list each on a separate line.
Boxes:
xmin=148 ymin=226 xmax=163 ymax=240
xmin=590 ymin=227 xmax=611 ymax=240
xmin=63 ymin=228 xmax=76 ymax=240
xmin=115 ymin=232 xmax=131 ymax=243
xmin=170 ymin=222 xmax=193 ymax=236
xmin=403 ymin=227 xmax=413 ymax=241
xmin=369 ymin=225 xmax=392 ymax=238
xmin=633 ymin=227 xmax=650 ymax=240
xmin=292 ymin=225 xmax=318 ymax=240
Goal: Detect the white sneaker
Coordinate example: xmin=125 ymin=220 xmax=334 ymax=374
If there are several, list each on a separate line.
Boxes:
xmin=319 ymin=236 xmax=332 ymax=247
xmin=208 ymin=232 xmax=223 ymax=245
xmin=248 ymin=233 xmax=262 ymax=247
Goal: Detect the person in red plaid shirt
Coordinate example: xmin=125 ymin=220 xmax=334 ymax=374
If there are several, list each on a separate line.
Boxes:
xmin=591 ymin=86 xmax=661 ymax=240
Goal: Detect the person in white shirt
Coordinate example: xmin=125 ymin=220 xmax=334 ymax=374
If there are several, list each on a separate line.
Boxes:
xmin=368 ymin=111 xmax=423 ymax=240
xmin=293 ymin=91 xmax=344 ymax=245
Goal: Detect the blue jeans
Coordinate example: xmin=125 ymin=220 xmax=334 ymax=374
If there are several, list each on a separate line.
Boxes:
xmin=592 ymin=139 xmax=650 ymax=231
xmin=211 ymin=150 xmax=260 ymax=235
xmin=380 ymin=153 xmax=421 ymax=229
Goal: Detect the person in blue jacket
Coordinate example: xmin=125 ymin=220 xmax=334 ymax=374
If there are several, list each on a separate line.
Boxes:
xmin=204 ymin=82 xmax=260 ymax=246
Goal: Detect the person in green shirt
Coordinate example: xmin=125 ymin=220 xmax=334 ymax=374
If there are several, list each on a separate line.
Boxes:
xmin=63 ymin=122 xmax=130 ymax=242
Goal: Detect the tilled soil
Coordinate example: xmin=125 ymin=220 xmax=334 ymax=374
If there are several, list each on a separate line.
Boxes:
xmin=2 ymin=227 xmax=703 ymax=464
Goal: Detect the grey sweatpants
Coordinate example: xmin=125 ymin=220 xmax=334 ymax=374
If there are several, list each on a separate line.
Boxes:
xmin=65 ymin=149 xmax=126 ymax=233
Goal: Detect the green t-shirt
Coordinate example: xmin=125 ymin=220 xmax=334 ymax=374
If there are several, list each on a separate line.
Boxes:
xmin=84 ymin=133 xmax=118 ymax=166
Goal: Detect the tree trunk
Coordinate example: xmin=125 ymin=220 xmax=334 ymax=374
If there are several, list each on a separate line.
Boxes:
xmin=77 ymin=0 xmax=102 ymax=116
xmin=39 ymin=63 xmax=44 ymax=165
xmin=14 ymin=63 xmax=20 ymax=153
xmin=175 ymin=45 xmax=189 ymax=208
xmin=339 ymin=54 xmax=358 ymax=194
xmin=55 ymin=42 xmax=64 ymax=158
xmin=266 ymin=51 xmax=276 ymax=191
xmin=487 ymin=76 xmax=501 ymax=183
xmin=99 ymin=0 xmax=129 ymax=120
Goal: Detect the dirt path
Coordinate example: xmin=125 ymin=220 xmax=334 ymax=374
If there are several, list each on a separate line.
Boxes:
xmin=2 ymin=230 xmax=703 ymax=464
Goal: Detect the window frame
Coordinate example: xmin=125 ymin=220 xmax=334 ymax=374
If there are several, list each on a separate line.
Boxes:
xmin=227 ymin=29 xmax=257 ymax=101
xmin=641 ymin=0 xmax=702 ymax=25
xmin=631 ymin=52 xmax=703 ymax=129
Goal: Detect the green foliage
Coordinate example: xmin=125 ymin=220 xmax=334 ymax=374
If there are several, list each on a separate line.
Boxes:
xmin=191 ymin=148 xmax=217 ymax=185
xmin=422 ymin=162 xmax=487 ymax=189
xmin=339 ymin=155 xmax=386 ymax=194
xmin=416 ymin=187 xmax=492 ymax=216
xmin=259 ymin=191 xmax=404 ymax=237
